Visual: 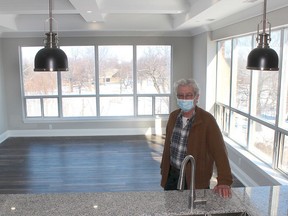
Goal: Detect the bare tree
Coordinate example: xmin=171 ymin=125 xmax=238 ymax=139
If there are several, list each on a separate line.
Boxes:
xmin=23 ymin=60 xmax=57 ymax=95
xmin=137 ymin=46 xmax=170 ymax=94
xmin=62 ymin=47 xmax=95 ymax=94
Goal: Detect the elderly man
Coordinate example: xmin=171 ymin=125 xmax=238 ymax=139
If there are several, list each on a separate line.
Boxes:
xmin=160 ymin=78 xmax=233 ymax=198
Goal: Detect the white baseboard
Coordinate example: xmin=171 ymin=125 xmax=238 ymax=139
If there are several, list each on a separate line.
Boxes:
xmin=2 ymin=128 xmax=165 ymax=138
xmin=0 ymin=131 xmax=9 ymax=143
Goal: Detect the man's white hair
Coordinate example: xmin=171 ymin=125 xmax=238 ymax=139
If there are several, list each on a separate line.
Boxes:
xmin=174 ymin=78 xmax=200 ymax=96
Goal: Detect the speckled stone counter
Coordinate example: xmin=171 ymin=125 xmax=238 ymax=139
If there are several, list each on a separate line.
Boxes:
xmin=0 ymin=186 xmax=287 ymax=216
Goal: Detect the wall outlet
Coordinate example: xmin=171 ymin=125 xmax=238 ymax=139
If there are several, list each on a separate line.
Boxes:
xmin=49 ymin=124 xmax=52 ymax=129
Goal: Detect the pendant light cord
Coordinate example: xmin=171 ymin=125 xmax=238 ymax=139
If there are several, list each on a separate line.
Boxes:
xmin=263 ymin=0 xmax=267 ymax=35
xmin=49 ymin=0 xmax=53 ymax=33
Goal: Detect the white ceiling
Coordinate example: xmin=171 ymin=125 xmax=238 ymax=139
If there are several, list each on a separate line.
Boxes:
xmin=0 ymin=0 xmax=287 ymax=37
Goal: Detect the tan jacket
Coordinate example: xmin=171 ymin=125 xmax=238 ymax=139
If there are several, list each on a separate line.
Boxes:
xmin=160 ymin=106 xmax=233 ymax=189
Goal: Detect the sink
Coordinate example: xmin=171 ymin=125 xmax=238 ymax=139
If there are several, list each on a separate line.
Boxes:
xmin=210 ymin=212 xmax=250 ymax=216
xmin=171 ymin=214 xmax=206 ymax=216
xmin=172 ymin=212 xmax=249 ymax=216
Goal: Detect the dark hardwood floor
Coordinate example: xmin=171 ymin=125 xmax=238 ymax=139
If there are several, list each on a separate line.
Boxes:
xmin=0 ymin=135 xmax=243 ymax=194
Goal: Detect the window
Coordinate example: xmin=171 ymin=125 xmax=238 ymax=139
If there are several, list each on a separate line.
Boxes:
xmin=279 ymin=29 xmax=288 ymax=131
xmin=279 ymin=135 xmax=288 ymax=173
xmin=136 ymin=46 xmax=171 ymax=115
xmin=216 ymin=29 xmax=288 ymax=176
xmin=249 ymin=120 xmax=274 ymax=165
xmin=61 ymin=46 xmax=96 ymax=96
xmin=251 ymin=70 xmax=279 ymax=124
xmin=231 ymin=36 xmax=252 ymax=113
xmin=216 ymin=40 xmax=231 ymax=105
xmin=230 ymin=111 xmax=248 ymax=147
xmin=98 ymin=46 xmax=133 ymax=95
xmin=137 ymin=46 xmax=171 ymax=94
xmin=20 ymin=45 xmax=172 ymax=119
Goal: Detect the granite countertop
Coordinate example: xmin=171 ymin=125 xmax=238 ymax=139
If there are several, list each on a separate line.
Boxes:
xmin=0 ymin=186 xmax=287 ymax=216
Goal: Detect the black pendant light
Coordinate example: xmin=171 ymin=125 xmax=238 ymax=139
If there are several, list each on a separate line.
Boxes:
xmin=246 ymin=0 xmax=279 ymax=71
xmin=34 ymin=0 xmax=68 ymax=72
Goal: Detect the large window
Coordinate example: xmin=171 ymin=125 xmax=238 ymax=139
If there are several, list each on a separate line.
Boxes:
xmin=216 ymin=29 xmax=288 ymax=176
xmin=21 ymin=45 xmax=171 ymax=119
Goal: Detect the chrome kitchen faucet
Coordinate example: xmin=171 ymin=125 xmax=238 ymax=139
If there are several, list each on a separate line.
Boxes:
xmin=177 ymin=155 xmax=207 ymax=211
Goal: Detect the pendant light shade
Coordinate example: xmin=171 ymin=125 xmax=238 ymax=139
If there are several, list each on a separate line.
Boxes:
xmin=246 ymin=36 xmax=279 ymax=71
xmin=34 ymin=0 xmax=68 ymax=72
xmin=246 ymin=0 xmax=279 ymax=71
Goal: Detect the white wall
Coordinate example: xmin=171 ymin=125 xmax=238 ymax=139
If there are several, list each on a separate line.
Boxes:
xmin=1 ymin=36 xmax=196 ymax=137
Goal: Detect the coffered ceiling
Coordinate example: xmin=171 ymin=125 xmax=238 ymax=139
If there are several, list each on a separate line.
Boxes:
xmin=0 ymin=0 xmax=287 ymax=37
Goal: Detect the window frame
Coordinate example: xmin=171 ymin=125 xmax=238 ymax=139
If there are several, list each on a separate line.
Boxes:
xmin=215 ymin=28 xmax=288 ymax=177
xmin=20 ymin=45 xmax=172 ymax=121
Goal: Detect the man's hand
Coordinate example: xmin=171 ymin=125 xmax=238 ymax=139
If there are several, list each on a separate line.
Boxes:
xmin=213 ymin=185 xmax=232 ymax=198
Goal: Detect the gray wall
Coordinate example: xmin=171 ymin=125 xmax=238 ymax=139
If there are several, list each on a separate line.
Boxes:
xmin=189 ymin=32 xmax=217 ymax=114
xmin=1 ymin=36 xmax=205 ymax=137
xmin=0 ymin=38 xmax=8 ymax=142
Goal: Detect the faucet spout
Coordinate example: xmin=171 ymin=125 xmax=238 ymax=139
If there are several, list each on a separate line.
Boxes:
xmin=177 ymin=155 xmax=196 ymax=210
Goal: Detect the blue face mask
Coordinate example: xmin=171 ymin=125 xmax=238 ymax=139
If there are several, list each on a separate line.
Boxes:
xmin=177 ymin=99 xmax=195 ymax=112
